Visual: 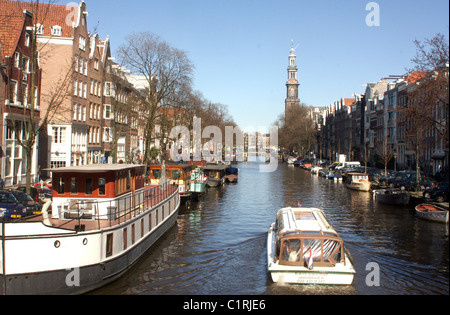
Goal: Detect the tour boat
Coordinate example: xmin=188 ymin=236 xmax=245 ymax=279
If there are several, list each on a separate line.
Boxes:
xmin=267 ymin=207 xmax=356 ymax=285
xmin=149 ymin=164 xmax=192 ymax=200
xmin=415 ymin=204 xmax=449 ymax=224
xmin=0 ymin=164 xmax=180 ymax=295
xmin=203 ymin=164 xmax=227 ymax=187
xmin=345 ymin=172 xmax=371 ymax=192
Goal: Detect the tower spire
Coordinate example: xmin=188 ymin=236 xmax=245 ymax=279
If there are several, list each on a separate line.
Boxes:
xmin=285 ymin=41 xmax=300 ymax=114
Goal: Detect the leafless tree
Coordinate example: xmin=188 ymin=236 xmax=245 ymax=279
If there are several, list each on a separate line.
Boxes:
xmin=117 ymin=32 xmax=194 ymax=164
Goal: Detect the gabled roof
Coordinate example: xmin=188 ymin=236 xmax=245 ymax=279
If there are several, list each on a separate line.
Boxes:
xmin=0 ymin=0 xmax=79 ymax=39
xmin=0 ymin=6 xmax=26 ymax=58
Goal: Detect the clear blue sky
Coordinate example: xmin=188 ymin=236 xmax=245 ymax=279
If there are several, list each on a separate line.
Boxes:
xmin=83 ymin=0 xmax=449 ymax=129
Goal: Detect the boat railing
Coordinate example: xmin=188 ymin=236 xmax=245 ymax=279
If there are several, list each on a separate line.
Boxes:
xmin=6 ymin=179 xmax=178 ymax=232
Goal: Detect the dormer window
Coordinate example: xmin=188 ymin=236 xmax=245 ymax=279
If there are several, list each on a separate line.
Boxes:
xmin=51 ymin=25 xmax=62 ymax=36
xmin=35 ymin=24 xmax=44 ymax=35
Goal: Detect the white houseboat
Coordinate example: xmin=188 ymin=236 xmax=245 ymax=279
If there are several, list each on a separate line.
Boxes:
xmin=267 ymin=207 xmax=355 ymax=285
xmin=0 ymin=164 xmax=180 ymax=295
xmin=344 ymin=172 xmax=371 ymax=192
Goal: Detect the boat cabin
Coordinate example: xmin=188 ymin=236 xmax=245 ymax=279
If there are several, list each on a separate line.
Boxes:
xmin=49 ymin=164 xmax=145 ymax=221
xmin=148 ymin=164 xmax=192 ymax=195
xmin=273 ymin=208 xmax=347 ymax=267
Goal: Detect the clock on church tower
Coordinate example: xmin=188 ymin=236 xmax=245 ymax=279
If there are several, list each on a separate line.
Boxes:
xmin=285 ymin=41 xmax=300 ymax=114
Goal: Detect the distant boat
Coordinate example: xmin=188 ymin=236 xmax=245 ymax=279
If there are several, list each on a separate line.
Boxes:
xmin=149 ymin=164 xmax=193 ymax=201
xmin=225 ymin=167 xmax=239 ymax=183
xmin=415 ymin=204 xmax=449 ymax=224
xmin=190 ymin=167 xmax=207 ymax=199
xmin=203 ymin=164 xmax=227 ymax=187
xmin=373 ymin=189 xmax=410 ymax=205
xmin=345 ymin=172 xmax=370 ymax=191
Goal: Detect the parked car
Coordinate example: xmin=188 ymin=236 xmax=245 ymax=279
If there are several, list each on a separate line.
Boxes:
xmin=16 ymin=186 xmax=52 ymax=203
xmin=423 ymin=182 xmax=449 ymax=202
xmin=9 ymin=190 xmax=43 ymax=216
xmin=0 ymin=190 xmax=27 ymax=220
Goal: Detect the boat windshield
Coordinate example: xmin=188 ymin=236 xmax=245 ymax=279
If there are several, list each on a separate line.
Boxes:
xmin=152 ymin=170 xmax=161 ymax=179
xmin=279 ymin=237 xmax=343 ymax=267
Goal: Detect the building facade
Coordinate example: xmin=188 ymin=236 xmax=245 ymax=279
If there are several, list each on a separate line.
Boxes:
xmin=0 ymin=7 xmax=42 ymax=186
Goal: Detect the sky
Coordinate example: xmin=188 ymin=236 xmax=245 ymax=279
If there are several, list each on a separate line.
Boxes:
xmin=81 ymin=0 xmax=449 ymax=129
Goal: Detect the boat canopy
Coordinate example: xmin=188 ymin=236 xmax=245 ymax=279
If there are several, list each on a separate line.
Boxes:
xmin=274 ymin=207 xmax=346 ymax=267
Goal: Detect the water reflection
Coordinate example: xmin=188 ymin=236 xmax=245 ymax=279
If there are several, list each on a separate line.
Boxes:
xmin=92 ymin=163 xmax=449 ymax=295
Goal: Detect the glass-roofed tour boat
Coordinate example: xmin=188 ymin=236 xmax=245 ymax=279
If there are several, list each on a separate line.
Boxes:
xmin=267 ymin=207 xmax=355 ymax=285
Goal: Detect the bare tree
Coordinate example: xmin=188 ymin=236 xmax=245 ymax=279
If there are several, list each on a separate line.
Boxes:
xmin=117 ymin=32 xmax=194 ymax=164
xmin=400 ymin=33 xmax=449 ymax=185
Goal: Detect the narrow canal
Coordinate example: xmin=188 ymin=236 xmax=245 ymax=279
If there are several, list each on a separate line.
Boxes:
xmin=92 ymin=162 xmax=449 ymax=295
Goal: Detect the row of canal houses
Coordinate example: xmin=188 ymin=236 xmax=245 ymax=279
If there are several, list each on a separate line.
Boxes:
xmin=318 ymin=74 xmax=448 ymax=177
xmin=0 ymin=0 xmax=164 ymax=187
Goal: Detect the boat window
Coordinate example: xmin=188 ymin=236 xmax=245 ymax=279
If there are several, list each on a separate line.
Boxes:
xmin=301 ymin=231 xmax=320 ymax=235
xmin=281 ymin=239 xmax=302 ymax=262
xmin=172 ymin=170 xmax=181 ymax=179
xmin=106 ymin=233 xmax=113 ymax=257
xmin=98 ymin=178 xmax=106 ymax=195
xmin=323 ymin=239 xmax=342 ymax=264
xmin=85 ymin=178 xmax=93 ymax=195
xmin=57 ymin=177 xmax=65 ymax=194
xmin=71 ymin=177 xmax=78 ymax=194
xmin=126 ymin=171 xmax=131 ymax=191
xmin=303 ymin=239 xmax=322 ymax=263
xmin=123 ymin=228 xmax=128 ymax=250
xmin=152 ymin=170 xmax=161 ymax=179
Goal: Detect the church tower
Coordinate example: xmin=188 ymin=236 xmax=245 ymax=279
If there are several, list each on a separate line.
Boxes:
xmin=285 ymin=41 xmax=300 ymax=114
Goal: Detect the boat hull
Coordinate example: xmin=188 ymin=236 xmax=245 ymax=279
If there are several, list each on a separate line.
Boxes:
xmin=346 ymin=182 xmax=370 ymax=192
xmin=374 ymin=189 xmax=410 ymax=205
xmin=1 ymin=193 xmax=180 ymax=295
xmin=415 ymin=204 xmax=449 ymax=224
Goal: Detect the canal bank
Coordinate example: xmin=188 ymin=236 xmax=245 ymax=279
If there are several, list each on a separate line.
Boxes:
xmin=91 ymin=162 xmax=449 ymax=295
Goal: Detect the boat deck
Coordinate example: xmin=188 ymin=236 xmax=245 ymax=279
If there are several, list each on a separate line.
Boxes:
xmin=24 ymin=184 xmax=178 ymax=232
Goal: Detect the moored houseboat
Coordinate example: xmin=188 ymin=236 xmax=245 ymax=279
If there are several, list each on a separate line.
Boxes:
xmin=415 ymin=204 xmax=449 ymax=224
xmin=267 ymin=207 xmax=355 ymax=285
xmin=0 ymin=164 xmax=180 ymax=295
xmin=373 ymin=189 xmax=410 ymax=205
xmin=149 ymin=164 xmax=192 ymax=200
xmin=190 ymin=167 xmax=207 ymax=200
xmin=203 ymin=165 xmax=227 ymax=187
xmin=345 ymin=172 xmax=370 ymax=192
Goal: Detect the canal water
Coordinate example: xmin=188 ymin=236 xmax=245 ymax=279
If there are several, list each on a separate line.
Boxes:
xmin=92 ymin=162 xmax=449 ymax=295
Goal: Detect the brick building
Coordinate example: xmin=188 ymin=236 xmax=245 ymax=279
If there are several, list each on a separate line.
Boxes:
xmin=0 ymin=6 xmax=42 ymax=186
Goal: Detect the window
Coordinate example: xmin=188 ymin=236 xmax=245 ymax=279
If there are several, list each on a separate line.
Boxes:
xmin=35 ymin=24 xmax=44 ymax=35
xmin=79 ymin=35 xmax=86 ymax=50
xmin=70 ymin=177 xmax=78 ymax=194
xmin=52 ymin=127 xmax=66 ymax=144
xmin=14 ymin=52 xmax=20 ymax=67
xmin=22 ymin=56 xmax=30 ymax=72
xmin=104 ymin=104 xmax=111 ymax=119
xmin=98 ymin=178 xmax=106 ymax=195
xmin=123 ymin=228 xmax=128 ymax=250
xmin=25 ymin=33 xmax=31 ymax=47
xmin=21 ymin=83 xmax=28 ymax=105
xmin=131 ymin=224 xmax=135 ymax=245
xmin=103 ymin=127 xmax=111 ymax=143
xmin=85 ymin=178 xmax=93 ymax=195
xmin=104 ymin=82 xmax=111 ymax=96
xmin=141 ymin=219 xmax=144 ymax=238
xmin=106 ymin=234 xmax=113 ymax=257
xmin=57 ymin=177 xmax=65 ymax=194
xmin=51 ymin=25 xmax=62 ymax=36
xmin=9 ymin=80 xmax=18 ymax=103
